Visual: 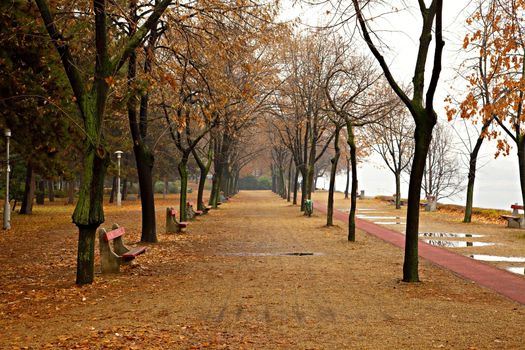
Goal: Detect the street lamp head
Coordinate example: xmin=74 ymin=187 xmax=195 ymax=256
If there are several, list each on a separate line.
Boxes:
xmin=5 ymin=129 xmax=11 ymax=138
xmin=115 ymin=150 xmax=123 ymax=159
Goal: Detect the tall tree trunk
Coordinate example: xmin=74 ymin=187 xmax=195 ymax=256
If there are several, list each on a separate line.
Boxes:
xmin=518 ymin=136 xmax=525 ymax=217
xmin=192 ymin=146 xmax=212 ymax=211
xmin=395 ymin=172 xmax=401 ymax=209
xmin=300 ymin=168 xmax=307 ymax=211
xmin=287 ymin=159 xmax=292 ymax=202
xmin=293 ymin=166 xmax=299 ymax=205
xmin=344 ymin=157 xmax=350 ymax=199
xmin=327 ymin=127 xmax=341 ymax=226
xmin=121 ymin=178 xmax=128 ymax=200
xmin=347 ymin=122 xmax=358 ymax=241
xmin=403 ymin=122 xmax=434 ymax=282
xmin=209 ymin=172 xmax=219 ymax=207
xmin=135 ymin=147 xmax=156 ymax=242
xmin=72 ymin=145 xmax=110 ymax=285
xmin=271 ymin=165 xmax=277 ymax=193
xmin=279 ymin=165 xmax=286 ymax=199
xmin=19 ymin=163 xmax=35 ymax=214
xmin=464 ymin=136 xmax=485 ymax=222
xmin=48 ymin=180 xmax=55 ymax=202
xmin=127 ymin=30 xmax=157 ymax=243
xmin=178 ymin=157 xmax=189 ymax=222
xmin=109 ymin=176 xmax=117 ymax=203
xmin=36 ymin=179 xmax=45 ymax=205
xmin=67 ymin=180 xmax=75 ymax=205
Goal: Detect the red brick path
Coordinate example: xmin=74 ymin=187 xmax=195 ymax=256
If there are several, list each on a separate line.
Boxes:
xmin=316 ymin=203 xmax=525 ymax=305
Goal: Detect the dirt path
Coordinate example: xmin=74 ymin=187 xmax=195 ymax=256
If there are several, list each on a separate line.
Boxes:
xmin=1 ymin=191 xmax=524 ymax=349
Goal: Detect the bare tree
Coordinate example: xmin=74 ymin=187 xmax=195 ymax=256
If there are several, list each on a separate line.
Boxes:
xmin=352 ymin=0 xmax=445 ymax=282
xmin=420 ymin=123 xmax=464 ymax=202
xmin=366 ymin=107 xmax=414 ymax=209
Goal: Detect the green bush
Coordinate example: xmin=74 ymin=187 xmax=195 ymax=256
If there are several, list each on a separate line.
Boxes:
xmin=239 ymin=175 xmax=271 ymax=190
xmin=154 ymin=180 xmax=188 ymax=194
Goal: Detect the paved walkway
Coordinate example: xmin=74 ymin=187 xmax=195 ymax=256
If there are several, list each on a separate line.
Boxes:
xmin=316 ymin=202 xmax=525 ymax=304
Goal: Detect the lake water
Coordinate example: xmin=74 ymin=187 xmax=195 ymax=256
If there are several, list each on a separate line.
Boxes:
xmin=316 ymin=153 xmax=522 ymax=211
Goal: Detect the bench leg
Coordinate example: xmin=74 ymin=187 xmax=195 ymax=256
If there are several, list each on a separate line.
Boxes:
xmin=99 ymin=228 xmax=122 ymax=273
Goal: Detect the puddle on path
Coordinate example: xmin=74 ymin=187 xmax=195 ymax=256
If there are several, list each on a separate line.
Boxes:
xmin=506 ymin=267 xmax=525 ymax=275
xmin=225 ymin=252 xmax=323 ymax=257
xmin=357 ymin=215 xmax=400 ymax=219
xmin=419 ymin=232 xmax=484 ymax=238
xmin=423 ymin=240 xmax=495 ymax=248
xmin=373 ymin=221 xmax=405 ymax=225
xmin=470 ymin=254 xmax=525 ymax=263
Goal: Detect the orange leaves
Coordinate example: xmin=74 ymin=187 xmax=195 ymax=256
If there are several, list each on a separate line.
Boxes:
xmin=104 ymin=76 xmax=115 ymax=87
xmin=463 ymin=35 xmax=470 ymax=50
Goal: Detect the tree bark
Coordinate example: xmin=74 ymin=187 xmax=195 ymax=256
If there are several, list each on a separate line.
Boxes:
xmin=287 ymin=159 xmax=292 ymax=202
xmin=19 ymin=163 xmax=35 ymax=214
xmin=327 ymin=127 xmax=341 ymax=226
xmin=36 ymin=179 xmax=45 ymax=205
xmin=192 ymin=145 xmax=212 ymax=211
xmin=299 ymin=167 xmax=307 ymax=211
xmin=395 ymin=172 xmax=401 ymax=209
xmin=48 ymin=180 xmax=55 ymax=202
xmin=134 ymin=146 xmax=156 ymax=242
xmin=347 ymin=122 xmax=358 ymax=241
xmin=122 ymin=178 xmax=128 ymax=200
xmin=178 ymin=157 xmax=189 ymax=222
xmin=464 ymin=135 xmax=485 ymax=222
xmin=126 ymin=29 xmax=157 ymax=243
xmin=67 ymin=180 xmax=75 ymax=205
xmin=403 ymin=122 xmax=434 ymax=282
xmin=109 ymin=176 xmax=117 ymax=203
xmin=72 ymin=145 xmax=110 ymax=285
xmin=293 ymin=166 xmax=299 ymax=205
xmin=344 ymin=158 xmax=350 ymax=199
xmin=518 ymin=136 xmax=525 ymax=218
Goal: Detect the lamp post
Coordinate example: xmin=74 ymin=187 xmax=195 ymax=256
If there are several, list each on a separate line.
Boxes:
xmin=3 ymin=129 xmax=11 ymax=230
xmin=115 ymin=151 xmax=123 ymax=207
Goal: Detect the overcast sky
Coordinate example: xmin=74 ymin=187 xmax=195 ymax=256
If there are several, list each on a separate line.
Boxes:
xmin=280 ymin=1 xmax=521 ymax=210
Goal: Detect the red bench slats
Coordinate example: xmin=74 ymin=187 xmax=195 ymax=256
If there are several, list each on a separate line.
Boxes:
xmin=122 ymin=246 xmax=146 ymax=258
xmin=103 ymin=227 xmax=126 ymax=241
xmin=195 ymin=210 xmax=203 ymax=215
xmin=179 ymin=222 xmax=188 ymax=228
xmin=511 ymin=204 xmax=524 ymax=210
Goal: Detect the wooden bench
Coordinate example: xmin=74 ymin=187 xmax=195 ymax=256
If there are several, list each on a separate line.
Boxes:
xmin=501 ymin=204 xmax=525 ymax=228
xmin=202 ymin=203 xmax=212 ymax=213
xmin=186 ymin=201 xmax=203 ymax=219
xmin=98 ymin=224 xmax=146 ymax=274
xmin=166 ymin=207 xmax=188 ymax=233
xmin=389 ymin=194 xmax=405 ymax=206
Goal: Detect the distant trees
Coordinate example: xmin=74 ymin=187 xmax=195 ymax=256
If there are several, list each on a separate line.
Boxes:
xmin=417 ymin=124 xmax=463 ymax=201
xmin=0 ymin=1 xmax=80 ymax=215
xmin=366 ymin=106 xmax=414 ymax=209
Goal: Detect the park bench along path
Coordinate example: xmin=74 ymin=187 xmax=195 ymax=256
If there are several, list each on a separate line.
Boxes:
xmin=0 ymin=191 xmax=524 ymax=348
